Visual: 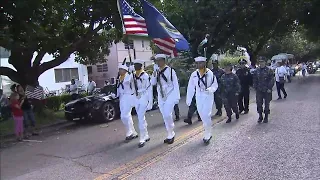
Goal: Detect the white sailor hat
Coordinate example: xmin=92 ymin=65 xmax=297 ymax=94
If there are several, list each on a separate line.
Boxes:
xmin=155 ymin=54 xmax=167 ymax=60
xmin=133 ymin=59 xmax=144 ymax=64
xmin=194 ymin=56 xmax=206 ymax=62
xmin=118 ymin=64 xmax=128 ymax=71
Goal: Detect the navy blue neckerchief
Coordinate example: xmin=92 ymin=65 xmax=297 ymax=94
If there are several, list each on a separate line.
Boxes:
xmin=157 ymin=66 xmax=169 ymax=83
xmin=197 ymin=70 xmax=207 ymax=89
xmin=135 ymin=72 xmax=145 ymax=82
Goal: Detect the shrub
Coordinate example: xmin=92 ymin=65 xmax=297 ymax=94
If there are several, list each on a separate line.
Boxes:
xmin=45 ymin=96 xmax=62 ymax=111
xmin=219 ymin=56 xmax=246 ymax=68
xmin=60 ymin=94 xmax=72 ymax=105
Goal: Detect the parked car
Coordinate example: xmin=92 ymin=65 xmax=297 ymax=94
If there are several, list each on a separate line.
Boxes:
xmin=64 ymin=85 xmax=158 ymax=123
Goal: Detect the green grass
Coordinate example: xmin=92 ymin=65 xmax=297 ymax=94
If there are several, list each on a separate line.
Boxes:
xmin=0 ymin=109 xmax=65 ymax=136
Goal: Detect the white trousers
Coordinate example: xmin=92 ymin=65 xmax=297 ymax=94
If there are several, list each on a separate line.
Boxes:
xmin=134 ymin=94 xmax=149 ymax=143
xmin=158 ymin=97 xmax=176 ymax=139
xmin=119 ymin=94 xmax=136 ymax=137
xmin=196 ymin=93 xmax=214 ymax=140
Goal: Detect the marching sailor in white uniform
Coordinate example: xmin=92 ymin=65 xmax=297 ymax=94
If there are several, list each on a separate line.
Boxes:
xmin=113 ymin=64 xmax=138 ymax=141
xmin=132 ymin=59 xmax=151 ymax=148
xmin=151 ymin=54 xmax=180 ymax=144
xmin=186 ymin=56 xmax=218 ymax=144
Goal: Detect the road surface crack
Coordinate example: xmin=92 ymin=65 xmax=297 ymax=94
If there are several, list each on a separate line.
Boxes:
xmin=37 ymin=153 xmax=104 ymax=175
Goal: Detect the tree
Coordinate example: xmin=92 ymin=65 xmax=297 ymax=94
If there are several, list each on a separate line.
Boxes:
xmin=298 ymin=0 xmax=320 ymax=42
xmin=0 ymin=0 xmax=123 ymax=86
xmin=259 ymin=28 xmax=320 ymax=61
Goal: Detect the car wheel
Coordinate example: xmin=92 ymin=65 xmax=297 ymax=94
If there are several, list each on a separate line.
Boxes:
xmin=102 ymin=102 xmax=117 ymax=122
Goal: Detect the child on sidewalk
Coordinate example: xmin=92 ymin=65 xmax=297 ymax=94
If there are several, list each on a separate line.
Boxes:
xmin=10 ymin=92 xmax=25 ymax=141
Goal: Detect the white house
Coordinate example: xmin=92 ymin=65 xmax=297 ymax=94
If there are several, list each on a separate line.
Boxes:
xmin=0 ymin=50 xmax=88 ymax=95
xmin=88 ymin=37 xmax=154 ymax=87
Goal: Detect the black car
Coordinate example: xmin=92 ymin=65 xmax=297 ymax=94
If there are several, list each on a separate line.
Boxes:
xmin=64 ymin=85 xmax=158 ymax=123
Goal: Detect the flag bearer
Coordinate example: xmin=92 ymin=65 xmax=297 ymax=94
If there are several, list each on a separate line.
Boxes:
xmin=252 ymin=58 xmax=275 ymax=123
xmin=132 ymin=59 xmax=151 ymax=147
xmin=111 ymin=64 xmax=138 ymax=142
xmin=151 ymin=54 xmax=180 ymax=144
xmin=220 ymin=63 xmax=241 ymax=123
xmin=236 ymin=59 xmax=253 ymax=114
xmin=186 ymin=56 xmax=218 ymax=144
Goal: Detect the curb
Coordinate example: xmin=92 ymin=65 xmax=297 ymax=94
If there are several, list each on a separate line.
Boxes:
xmin=0 ymin=119 xmax=70 ymax=140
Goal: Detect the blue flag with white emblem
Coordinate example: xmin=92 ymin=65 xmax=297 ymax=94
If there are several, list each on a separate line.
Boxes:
xmin=141 ymin=0 xmax=189 ymax=51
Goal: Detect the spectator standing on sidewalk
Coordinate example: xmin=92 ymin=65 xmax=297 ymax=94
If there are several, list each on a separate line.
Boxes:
xmin=70 ymin=79 xmax=79 ymax=100
xmin=87 ymin=77 xmax=96 ymax=95
xmin=275 ymin=62 xmax=288 ymax=100
xmin=16 ymin=85 xmax=38 ymax=137
xmin=10 ymin=92 xmax=25 ymax=141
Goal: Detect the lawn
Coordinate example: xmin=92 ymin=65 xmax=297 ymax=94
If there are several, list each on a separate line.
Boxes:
xmin=0 ymin=109 xmax=65 ymax=136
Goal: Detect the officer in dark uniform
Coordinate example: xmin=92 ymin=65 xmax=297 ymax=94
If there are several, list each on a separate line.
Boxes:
xmin=220 ymin=63 xmax=241 ymax=123
xmin=211 ymin=60 xmax=224 ymax=116
xmin=236 ymin=59 xmax=253 ymax=114
xmin=183 ymin=91 xmax=201 ymax=125
xmin=252 ymin=58 xmax=275 ymax=123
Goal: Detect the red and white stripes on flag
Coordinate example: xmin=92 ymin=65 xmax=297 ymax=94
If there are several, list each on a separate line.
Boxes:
xmin=153 ymin=38 xmax=178 ymax=57
xmin=25 ymin=85 xmax=44 ymax=100
xmin=118 ymin=0 xmax=177 ymax=56
xmin=123 ymin=15 xmax=148 ymax=36
xmin=118 ymin=0 xmax=148 ymax=36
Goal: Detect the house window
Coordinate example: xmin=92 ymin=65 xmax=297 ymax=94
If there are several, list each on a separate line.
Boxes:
xmin=124 ymin=40 xmax=134 ymax=49
xmin=97 ymin=63 xmax=108 ymax=72
xmin=110 ymin=77 xmax=116 ymax=85
xmin=87 ymin=66 xmax=92 ymax=74
xmin=54 ymin=68 xmax=79 ymax=83
xmin=141 ymin=40 xmax=144 ymax=48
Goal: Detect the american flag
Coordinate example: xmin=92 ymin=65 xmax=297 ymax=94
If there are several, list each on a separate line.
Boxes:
xmin=117 ymin=0 xmax=177 ymax=56
xmin=25 ymin=85 xmax=44 ymax=100
xmin=117 ymin=0 xmax=148 ymax=36
xmin=153 ymin=38 xmax=177 ymax=56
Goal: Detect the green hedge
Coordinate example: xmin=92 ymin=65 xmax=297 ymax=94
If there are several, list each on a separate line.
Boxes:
xmin=219 ymin=56 xmax=246 ymax=68
xmin=46 ymin=93 xmax=87 ymax=111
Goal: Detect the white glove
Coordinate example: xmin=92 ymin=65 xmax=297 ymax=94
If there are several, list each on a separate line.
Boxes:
xmin=153 ymin=64 xmax=159 ymax=72
xmin=174 ymin=99 xmax=180 ymax=104
xmin=129 ymin=65 xmax=135 ymax=72
xmin=206 ymin=87 xmax=214 ymax=93
xmin=110 ymin=93 xmax=116 ymax=99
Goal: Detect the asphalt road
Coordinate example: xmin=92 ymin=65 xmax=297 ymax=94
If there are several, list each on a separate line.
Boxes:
xmin=1 ymin=73 xmax=319 ymax=180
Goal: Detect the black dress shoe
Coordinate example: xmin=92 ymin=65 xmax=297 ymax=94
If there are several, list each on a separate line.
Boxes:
xmin=263 ymin=114 xmax=269 ymax=123
xmin=198 ymin=119 xmax=202 ymax=122
xmin=145 ymin=137 xmax=150 ymax=142
xmin=203 ymin=136 xmax=212 ymax=145
xmin=184 ymin=119 xmax=192 ymax=125
xmin=125 ymin=134 xmax=138 ymax=141
xmin=236 ymin=113 xmax=240 ymax=119
xmin=138 ymin=142 xmax=145 ymax=148
xmin=284 ymin=95 xmax=287 ymax=99
xmin=164 ymin=137 xmax=175 ymax=144
xmin=244 ymin=110 xmax=249 ymax=114
xmin=258 ymin=114 xmax=263 ymax=123
xmin=277 ymin=97 xmax=282 ymax=100
xmin=215 ymin=110 xmax=222 ymax=116
xmin=239 ymin=110 xmax=244 ymax=114
xmin=226 ymin=118 xmax=232 ymax=123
